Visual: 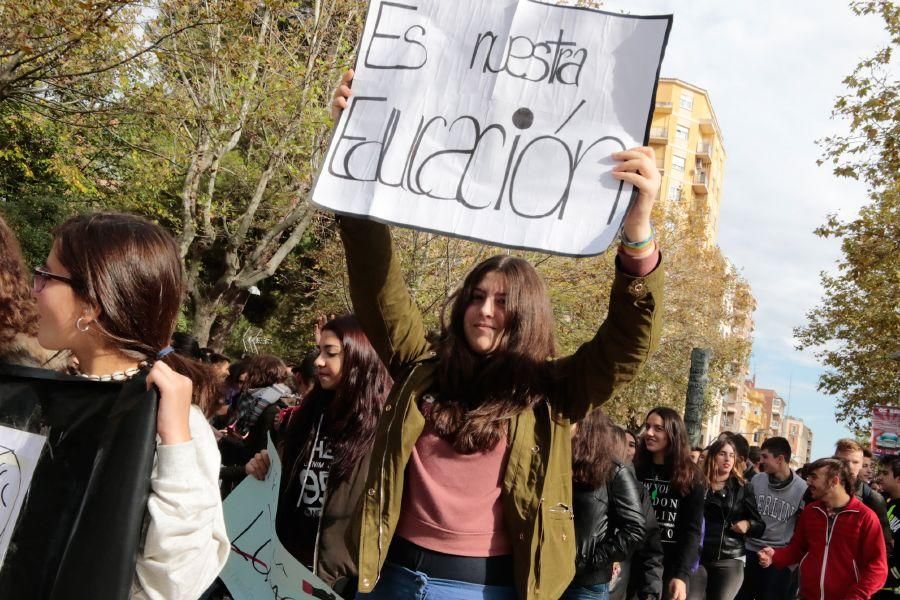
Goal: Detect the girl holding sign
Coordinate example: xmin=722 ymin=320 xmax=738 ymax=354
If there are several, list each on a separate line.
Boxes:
xmin=634 ymin=407 xmax=706 ymax=600
xmin=30 ymin=212 xmax=229 ymax=599
xmin=331 ymin=74 xmax=664 ymax=600
xmin=244 ymin=315 xmax=392 ymax=598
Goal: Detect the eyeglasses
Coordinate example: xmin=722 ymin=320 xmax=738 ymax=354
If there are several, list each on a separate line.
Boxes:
xmin=33 ymin=266 xmax=75 ymax=293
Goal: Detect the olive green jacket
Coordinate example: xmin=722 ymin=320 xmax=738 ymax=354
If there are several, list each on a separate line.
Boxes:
xmin=339 ymin=217 xmax=663 ymax=600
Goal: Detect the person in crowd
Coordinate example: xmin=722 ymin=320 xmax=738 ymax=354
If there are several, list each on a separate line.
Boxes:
xmin=291 ymin=350 xmax=318 ymax=398
xmin=624 ymin=430 xmax=639 ymax=463
xmin=206 ymin=351 xmax=230 ymax=378
xmin=331 ymin=70 xmax=664 ymax=600
xmin=30 ymin=212 xmax=228 ymax=598
xmin=244 ymin=315 xmax=391 ymax=598
xmin=830 ymin=438 xmax=892 ymax=549
xmin=564 ymin=411 xmax=646 ymax=600
xmin=609 ymin=425 xmax=664 ymax=600
xmin=875 ymin=455 xmax=900 ymax=599
xmin=736 ymin=436 xmax=806 ymax=600
xmin=759 ymin=457 xmax=888 ymax=599
xmin=634 ymin=407 xmax=705 ymax=600
xmin=230 ymin=353 xmax=294 ymax=456
xmin=171 ymin=331 xmax=204 ymax=361
xmin=687 ymin=438 xmax=764 ymax=600
xmin=0 ymin=215 xmax=62 ymax=367
xmin=746 ymin=446 xmax=761 ymax=479
xmin=862 ymin=447 xmax=875 ymax=484
xmin=690 ymin=446 xmax=703 ymax=464
xmin=719 ymin=432 xmax=754 ymax=482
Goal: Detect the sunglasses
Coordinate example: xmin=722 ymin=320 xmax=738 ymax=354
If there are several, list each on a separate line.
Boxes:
xmin=33 ymin=266 xmax=76 ymax=293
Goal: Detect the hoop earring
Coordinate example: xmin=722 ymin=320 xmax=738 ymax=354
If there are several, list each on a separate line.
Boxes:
xmin=76 ymin=317 xmax=90 ymax=333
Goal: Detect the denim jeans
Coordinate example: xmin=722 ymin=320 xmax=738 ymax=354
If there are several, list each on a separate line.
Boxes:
xmin=561 ymin=582 xmax=610 ymax=600
xmin=356 ymin=563 xmax=518 ymax=600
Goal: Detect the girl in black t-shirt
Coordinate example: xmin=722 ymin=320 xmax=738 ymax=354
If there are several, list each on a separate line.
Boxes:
xmin=634 ymin=407 xmax=706 ymax=600
xmin=245 ymin=315 xmax=391 ymax=597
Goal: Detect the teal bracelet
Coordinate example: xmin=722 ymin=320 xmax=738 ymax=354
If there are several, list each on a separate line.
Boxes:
xmin=621 ymin=225 xmax=655 ymax=249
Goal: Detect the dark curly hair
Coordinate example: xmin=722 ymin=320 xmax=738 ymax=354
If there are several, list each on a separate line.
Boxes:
xmin=0 ymin=215 xmax=39 ymax=344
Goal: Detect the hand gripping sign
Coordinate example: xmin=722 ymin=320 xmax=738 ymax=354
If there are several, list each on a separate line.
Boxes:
xmin=312 ymin=0 xmax=671 ymax=256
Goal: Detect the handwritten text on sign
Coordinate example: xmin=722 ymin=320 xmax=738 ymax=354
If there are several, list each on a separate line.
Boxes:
xmin=312 ymin=0 xmax=671 ymax=256
xmin=219 ymin=436 xmax=337 ymax=600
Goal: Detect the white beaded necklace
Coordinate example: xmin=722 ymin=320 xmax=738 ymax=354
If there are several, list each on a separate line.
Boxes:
xmin=74 ymin=367 xmax=142 ymax=382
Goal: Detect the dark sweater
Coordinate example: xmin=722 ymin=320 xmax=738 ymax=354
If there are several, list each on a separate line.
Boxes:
xmin=636 ymin=462 xmax=705 ymax=582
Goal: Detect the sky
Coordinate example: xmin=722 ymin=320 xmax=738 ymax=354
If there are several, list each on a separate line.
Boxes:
xmin=601 ymin=0 xmax=891 ymax=458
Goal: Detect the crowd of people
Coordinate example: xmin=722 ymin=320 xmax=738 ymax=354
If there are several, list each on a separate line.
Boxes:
xmin=0 ymin=70 xmax=896 ymax=600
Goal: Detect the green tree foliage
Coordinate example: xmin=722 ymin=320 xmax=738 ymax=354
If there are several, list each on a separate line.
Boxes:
xmin=106 ymin=0 xmax=366 ymax=348
xmin=796 ymin=0 xmax=900 ymax=431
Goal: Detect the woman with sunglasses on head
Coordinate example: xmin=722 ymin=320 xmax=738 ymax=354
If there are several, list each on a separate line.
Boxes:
xmin=331 ymin=72 xmax=664 ymax=600
xmin=30 ymin=212 xmax=228 ymax=599
xmin=686 ymin=438 xmax=764 ymax=600
xmin=634 ymin=407 xmax=706 ymax=600
xmin=563 ymin=411 xmax=646 ymax=600
xmin=245 ymin=315 xmax=391 ymax=598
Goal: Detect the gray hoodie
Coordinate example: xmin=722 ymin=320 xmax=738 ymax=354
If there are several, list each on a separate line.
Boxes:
xmin=745 ymin=471 xmax=807 ymax=552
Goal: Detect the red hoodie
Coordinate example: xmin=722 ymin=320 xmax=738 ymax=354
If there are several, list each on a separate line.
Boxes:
xmin=772 ymin=495 xmax=887 ymax=600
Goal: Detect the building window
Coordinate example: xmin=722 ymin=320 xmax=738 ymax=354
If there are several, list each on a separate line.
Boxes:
xmin=680 ymin=92 xmax=694 ymax=111
xmin=667 ymin=182 xmax=682 ymax=201
xmin=675 ymin=124 xmax=689 ymax=143
xmin=671 ymin=155 xmax=686 ymax=174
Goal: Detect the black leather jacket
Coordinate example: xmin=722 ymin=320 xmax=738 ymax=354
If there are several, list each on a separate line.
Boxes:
xmin=573 ymin=462 xmax=646 ymax=586
xmin=701 ymin=476 xmax=765 ymax=562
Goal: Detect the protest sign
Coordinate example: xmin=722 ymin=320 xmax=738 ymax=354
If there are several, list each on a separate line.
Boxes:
xmin=872 ymin=404 xmax=900 ymax=458
xmin=221 ymin=435 xmax=337 ymax=600
xmin=0 ymin=425 xmax=46 ymax=566
xmin=312 ymin=0 xmax=671 ymax=256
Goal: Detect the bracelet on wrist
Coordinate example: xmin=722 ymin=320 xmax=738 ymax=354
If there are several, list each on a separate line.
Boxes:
xmin=621 ymin=225 xmax=655 ymax=250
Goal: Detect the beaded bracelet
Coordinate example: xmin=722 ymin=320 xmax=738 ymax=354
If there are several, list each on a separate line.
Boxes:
xmin=621 ymin=225 xmax=656 ymax=250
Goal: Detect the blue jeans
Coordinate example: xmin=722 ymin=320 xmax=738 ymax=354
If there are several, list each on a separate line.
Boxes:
xmin=561 ymin=582 xmax=610 ymax=600
xmin=356 ymin=563 xmax=518 ymax=600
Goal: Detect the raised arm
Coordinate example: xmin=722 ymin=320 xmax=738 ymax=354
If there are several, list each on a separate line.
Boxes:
xmin=339 ymin=217 xmax=432 ymax=376
xmin=550 ymin=147 xmax=663 ymax=422
xmin=331 ymin=71 xmax=431 ymax=376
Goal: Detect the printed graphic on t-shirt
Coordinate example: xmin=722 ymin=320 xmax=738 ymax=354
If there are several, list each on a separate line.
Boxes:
xmin=297 ymin=436 xmax=333 ymax=518
xmin=644 ymin=477 xmax=678 ymax=543
xmin=756 ymin=492 xmax=799 ymax=522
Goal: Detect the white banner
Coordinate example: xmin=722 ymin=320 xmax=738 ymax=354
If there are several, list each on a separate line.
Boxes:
xmin=312 ymin=0 xmax=671 ymax=256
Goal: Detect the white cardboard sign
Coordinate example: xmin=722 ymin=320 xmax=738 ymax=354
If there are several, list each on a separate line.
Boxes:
xmin=312 ymin=0 xmax=671 ymax=256
xmin=0 ymin=425 xmax=47 ymax=566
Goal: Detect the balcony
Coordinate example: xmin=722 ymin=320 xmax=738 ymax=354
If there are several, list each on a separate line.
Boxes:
xmin=696 ymin=142 xmax=713 ymax=163
xmin=693 ymin=170 xmax=709 ymax=194
xmin=699 ymin=118 xmax=715 ymax=135
xmin=649 ymin=127 xmax=668 ymax=144
xmin=655 ymin=101 xmax=673 ymax=113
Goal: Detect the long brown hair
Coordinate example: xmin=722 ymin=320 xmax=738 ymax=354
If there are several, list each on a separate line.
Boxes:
xmin=636 ymin=406 xmax=702 ymax=496
xmin=572 ymin=410 xmax=624 ymax=488
xmin=702 ymin=439 xmax=745 ymax=488
xmin=303 ymin=315 xmax=391 ymax=482
xmin=431 ymin=255 xmax=556 ymax=453
xmin=0 ymin=215 xmax=38 ymax=344
xmin=53 ymin=212 xmax=219 ymax=414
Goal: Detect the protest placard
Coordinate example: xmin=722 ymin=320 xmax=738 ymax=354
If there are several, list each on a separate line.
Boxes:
xmin=0 ymin=425 xmax=45 ymax=566
xmin=312 ymin=0 xmax=671 ymax=256
xmin=220 ymin=435 xmax=338 ymax=600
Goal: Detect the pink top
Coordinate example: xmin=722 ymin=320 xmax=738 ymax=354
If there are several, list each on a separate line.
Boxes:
xmin=395 ymin=245 xmax=659 ymax=557
xmin=396 ymin=423 xmax=512 ymax=556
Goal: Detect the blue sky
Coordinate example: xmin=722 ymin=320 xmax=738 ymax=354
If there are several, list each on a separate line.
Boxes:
xmin=602 ymin=0 xmax=891 ymax=458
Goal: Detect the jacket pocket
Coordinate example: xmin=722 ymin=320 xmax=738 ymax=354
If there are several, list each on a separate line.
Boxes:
xmin=539 ymin=502 xmax=576 ymax=598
